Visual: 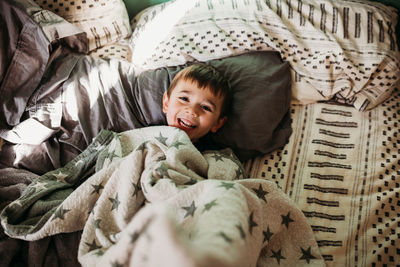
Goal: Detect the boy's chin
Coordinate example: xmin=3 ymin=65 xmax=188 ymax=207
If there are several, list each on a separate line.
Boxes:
xmin=171 ymin=125 xmax=195 ymax=139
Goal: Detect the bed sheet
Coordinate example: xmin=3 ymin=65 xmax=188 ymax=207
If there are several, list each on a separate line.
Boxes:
xmin=245 ymin=88 xmax=400 ymax=266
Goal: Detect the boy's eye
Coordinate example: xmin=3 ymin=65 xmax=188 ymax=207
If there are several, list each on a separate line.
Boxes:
xmin=178 ymin=96 xmax=189 ymax=102
xmin=201 ymin=105 xmax=212 ymax=112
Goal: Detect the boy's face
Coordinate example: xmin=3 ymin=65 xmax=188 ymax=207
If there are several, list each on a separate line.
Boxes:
xmin=162 ymin=79 xmax=227 ymax=142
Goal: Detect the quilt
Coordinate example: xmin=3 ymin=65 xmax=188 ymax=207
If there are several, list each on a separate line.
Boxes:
xmin=1 ymin=126 xmax=325 ymax=267
xmin=129 ymin=0 xmax=400 ymax=111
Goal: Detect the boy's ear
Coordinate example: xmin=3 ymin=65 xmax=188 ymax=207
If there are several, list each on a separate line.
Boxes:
xmin=162 ymin=91 xmax=169 ymax=113
xmin=211 ymin=116 xmax=227 ymax=133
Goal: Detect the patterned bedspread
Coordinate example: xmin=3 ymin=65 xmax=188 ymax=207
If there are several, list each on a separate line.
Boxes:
xmin=1 ymin=126 xmax=324 ymax=267
xmin=245 ymin=88 xmax=400 ymax=266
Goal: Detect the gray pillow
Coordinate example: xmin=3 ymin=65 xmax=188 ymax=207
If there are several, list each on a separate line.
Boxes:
xmin=132 ymin=51 xmax=292 ymax=161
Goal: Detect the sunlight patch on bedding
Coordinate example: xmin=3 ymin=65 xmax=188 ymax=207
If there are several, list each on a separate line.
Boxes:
xmin=85 ymin=60 xmax=121 ymax=109
xmin=1 ymin=118 xmax=58 ymax=145
xmin=131 ymin=0 xmax=196 ymax=66
xmin=63 ymin=57 xmax=123 ymax=118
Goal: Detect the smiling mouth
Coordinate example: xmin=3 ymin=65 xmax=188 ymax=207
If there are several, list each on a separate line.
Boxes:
xmin=178 ymin=118 xmax=196 ymax=129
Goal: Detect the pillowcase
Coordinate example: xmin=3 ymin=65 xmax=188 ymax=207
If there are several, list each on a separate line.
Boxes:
xmin=133 ymin=51 xmax=292 ymax=161
xmin=33 ymin=0 xmax=132 ymax=52
xmin=123 ymin=0 xmax=171 ymax=20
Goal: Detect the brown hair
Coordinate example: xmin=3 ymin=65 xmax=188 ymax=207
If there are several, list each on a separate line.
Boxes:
xmin=167 ymin=63 xmax=232 ymax=117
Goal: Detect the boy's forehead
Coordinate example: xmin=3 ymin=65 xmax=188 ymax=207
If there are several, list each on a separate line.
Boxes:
xmin=175 ymin=80 xmax=224 ymax=106
xmin=178 ymin=78 xmax=223 ymax=97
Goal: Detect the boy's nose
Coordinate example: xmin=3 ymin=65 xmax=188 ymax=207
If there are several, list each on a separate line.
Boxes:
xmin=185 ymin=106 xmax=198 ymax=117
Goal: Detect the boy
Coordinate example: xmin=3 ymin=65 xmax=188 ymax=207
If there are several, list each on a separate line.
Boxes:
xmin=162 ymin=63 xmax=231 ymax=148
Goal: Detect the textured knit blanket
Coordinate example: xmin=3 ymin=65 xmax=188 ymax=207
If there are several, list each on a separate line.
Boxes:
xmin=1 ymin=126 xmax=324 ymax=267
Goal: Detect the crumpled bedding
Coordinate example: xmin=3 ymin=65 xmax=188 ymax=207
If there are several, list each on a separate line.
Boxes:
xmin=0 ymin=0 xmax=145 ymax=173
xmin=130 ymin=0 xmax=400 ymax=111
xmin=0 ymin=0 xmax=292 ymax=174
xmin=0 ymin=0 xmax=87 ymax=130
xmin=1 ymin=126 xmax=325 ymax=267
xmin=0 ymin=167 xmax=82 ymax=267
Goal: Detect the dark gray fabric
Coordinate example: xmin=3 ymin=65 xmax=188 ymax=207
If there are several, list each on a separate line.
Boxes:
xmin=0 ymin=0 xmax=49 ymax=129
xmin=0 ymin=1 xmax=84 ymax=266
xmin=0 ymin=167 xmax=82 ymax=267
xmin=0 ymin=0 xmax=87 ymax=130
xmin=0 ymin=0 xmax=89 ymax=173
xmin=134 ymin=51 xmax=293 ymax=161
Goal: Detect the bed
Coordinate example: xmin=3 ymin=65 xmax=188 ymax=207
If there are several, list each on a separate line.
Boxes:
xmin=0 ymin=0 xmax=399 ymax=266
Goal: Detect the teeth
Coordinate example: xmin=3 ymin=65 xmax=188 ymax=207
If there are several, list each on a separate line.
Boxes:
xmin=179 ymin=119 xmax=195 ymax=128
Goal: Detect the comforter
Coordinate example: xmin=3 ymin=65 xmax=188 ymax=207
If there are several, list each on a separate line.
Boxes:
xmin=2 ymin=126 xmax=325 ymax=267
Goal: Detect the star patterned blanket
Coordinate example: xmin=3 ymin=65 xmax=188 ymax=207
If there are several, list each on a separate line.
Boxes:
xmin=1 ymin=126 xmax=324 ymax=267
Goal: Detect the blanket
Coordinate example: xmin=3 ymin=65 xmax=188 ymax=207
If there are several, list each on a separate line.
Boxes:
xmin=1 ymin=126 xmax=324 ymax=267
xmin=0 ymin=167 xmax=82 ymax=267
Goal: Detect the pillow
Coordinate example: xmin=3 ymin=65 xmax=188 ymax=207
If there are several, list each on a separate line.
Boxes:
xmin=33 ymin=0 xmax=132 ymax=52
xmin=123 ymin=0 xmax=171 ymax=20
xmin=133 ymin=51 xmax=292 ymax=161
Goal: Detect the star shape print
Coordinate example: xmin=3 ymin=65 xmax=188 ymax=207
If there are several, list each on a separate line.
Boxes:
xmin=236 ymin=223 xmax=246 ymax=239
xmin=281 ymin=212 xmax=295 ymax=229
xmin=271 ymin=249 xmax=286 ymax=264
xmin=155 ymin=132 xmax=168 ymax=146
xmin=132 ymin=181 xmax=141 ymax=197
xmin=235 ymin=168 xmax=243 ymax=179
xmin=156 ymin=163 xmax=169 ymax=178
xmin=91 ymin=182 xmax=104 ymax=195
xmin=218 ymin=231 xmax=233 ymax=243
xmin=248 ymin=211 xmax=258 ymax=235
xmin=203 ymin=199 xmax=218 ymax=212
xmin=219 ymin=181 xmax=235 ymax=190
xmin=182 ymin=201 xmax=197 ymax=218
xmin=32 ymin=181 xmax=48 ymax=191
xmin=130 ymin=231 xmax=141 ymax=243
xmin=109 ymin=194 xmax=120 ymax=211
xmin=53 ymin=171 xmax=68 ymax=182
xmin=263 ymin=226 xmax=274 ymax=243
xmin=211 ymin=153 xmax=224 ymax=162
xmin=136 ymin=141 xmax=147 ymax=152
xmin=300 ymin=246 xmax=317 ymax=263
xmin=170 ymin=140 xmax=185 ymax=149
xmin=252 ymin=183 xmax=268 ymax=202
xmin=94 ymin=219 xmax=101 ymax=229
xmin=51 ymin=205 xmax=70 ymax=221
